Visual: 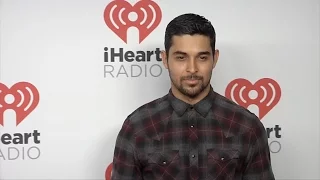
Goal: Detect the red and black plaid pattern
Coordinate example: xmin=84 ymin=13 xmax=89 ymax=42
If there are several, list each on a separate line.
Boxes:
xmin=111 ymin=87 xmax=275 ymax=180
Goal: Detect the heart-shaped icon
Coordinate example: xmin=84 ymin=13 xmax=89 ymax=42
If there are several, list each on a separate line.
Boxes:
xmin=225 ymin=78 xmax=281 ymax=120
xmin=0 ymin=82 xmax=40 ymax=126
xmin=103 ymin=0 xmax=162 ymax=43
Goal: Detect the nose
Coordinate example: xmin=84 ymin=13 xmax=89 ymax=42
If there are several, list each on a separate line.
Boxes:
xmin=186 ymin=59 xmax=198 ymax=73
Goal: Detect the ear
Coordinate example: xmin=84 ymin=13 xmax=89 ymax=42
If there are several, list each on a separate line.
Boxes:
xmin=212 ymin=49 xmax=219 ymax=68
xmin=161 ymin=50 xmax=169 ymax=69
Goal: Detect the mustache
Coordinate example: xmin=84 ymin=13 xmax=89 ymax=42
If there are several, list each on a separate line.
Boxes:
xmin=181 ymin=75 xmax=203 ymax=80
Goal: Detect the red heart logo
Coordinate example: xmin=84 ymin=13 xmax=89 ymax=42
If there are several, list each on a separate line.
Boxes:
xmin=225 ymin=78 xmax=281 ymax=120
xmin=0 ymin=82 xmax=40 ymax=126
xmin=103 ymin=0 xmax=162 ymax=43
xmin=105 ymin=163 xmax=113 ymax=180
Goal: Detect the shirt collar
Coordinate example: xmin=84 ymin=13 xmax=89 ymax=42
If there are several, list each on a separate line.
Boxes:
xmin=168 ymin=86 xmax=216 ymax=117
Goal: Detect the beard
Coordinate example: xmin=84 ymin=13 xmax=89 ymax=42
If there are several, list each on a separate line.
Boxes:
xmin=168 ymin=70 xmax=211 ymax=98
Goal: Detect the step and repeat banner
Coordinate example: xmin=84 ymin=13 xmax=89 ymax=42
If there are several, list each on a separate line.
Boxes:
xmin=0 ymin=0 xmax=319 ymax=179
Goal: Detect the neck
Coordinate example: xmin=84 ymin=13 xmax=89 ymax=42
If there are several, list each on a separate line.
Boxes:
xmin=171 ymin=85 xmax=211 ymax=105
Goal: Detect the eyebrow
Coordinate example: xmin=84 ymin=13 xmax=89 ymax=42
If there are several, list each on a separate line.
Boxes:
xmin=198 ymin=51 xmax=211 ymax=55
xmin=172 ymin=51 xmax=187 ymax=55
xmin=172 ymin=51 xmax=211 ymax=56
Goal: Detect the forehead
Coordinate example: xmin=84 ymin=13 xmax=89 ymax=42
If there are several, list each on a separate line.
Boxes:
xmin=169 ymin=34 xmax=212 ymax=54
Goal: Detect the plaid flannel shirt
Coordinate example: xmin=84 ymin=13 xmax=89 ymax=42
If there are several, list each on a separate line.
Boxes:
xmin=111 ymin=87 xmax=275 ymax=180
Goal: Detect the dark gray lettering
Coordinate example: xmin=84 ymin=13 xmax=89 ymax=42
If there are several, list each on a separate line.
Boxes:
xmin=136 ymin=51 xmax=145 ymax=62
xmin=146 ymin=51 xmax=154 ymax=61
xmin=1 ymin=134 xmax=11 ymax=145
xmin=125 ymin=51 xmax=134 ymax=62
xmin=13 ymin=133 xmax=23 ymax=144
xmin=111 ymin=48 xmax=124 ymax=62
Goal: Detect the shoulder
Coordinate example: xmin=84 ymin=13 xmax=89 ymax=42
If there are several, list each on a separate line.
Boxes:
xmin=212 ymin=92 xmax=266 ymax=137
xmin=120 ymin=93 xmax=172 ymax=138
xmin=127 ymin=93 xmax=170 ymax=121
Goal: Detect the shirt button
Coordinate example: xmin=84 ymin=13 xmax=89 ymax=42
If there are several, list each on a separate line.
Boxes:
xmin=162 ymin=161 xmax=167 ymax=165
xmin=190 ymin=125 xmax=194 ymax=128
xmin=221 ymin=157 xmax=224 ymax=161
xmin=191 ymin=155 xmax=195 ymax=158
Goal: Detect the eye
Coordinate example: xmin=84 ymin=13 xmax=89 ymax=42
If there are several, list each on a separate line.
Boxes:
xmin=199 ymin=56 xmax=208 ymax=60
xmin=176 ymin=56 xmax=185 ymax=60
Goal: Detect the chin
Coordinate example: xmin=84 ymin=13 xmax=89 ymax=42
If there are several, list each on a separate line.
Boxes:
xmin=182 ymin=87 xmax=203 ymax=97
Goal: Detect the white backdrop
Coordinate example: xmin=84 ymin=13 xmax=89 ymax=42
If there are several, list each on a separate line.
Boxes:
xmin=0 ymin=0 xmax=319 ymax=179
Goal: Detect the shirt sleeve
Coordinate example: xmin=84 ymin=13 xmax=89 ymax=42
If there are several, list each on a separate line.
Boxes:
xmin=242 ymin=120 xmax=276 ymax=180
xmin=111 ymin=118 xmax=142 ymax=180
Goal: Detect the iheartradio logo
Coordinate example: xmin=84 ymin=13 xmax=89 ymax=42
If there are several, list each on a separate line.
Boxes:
xmin=225 ymin=78 xmax=281 ymax=120
xmin=103 ymin=0 xmax=162 ymax=43
xmin=0 ymin=82 xmax=40 ymax=126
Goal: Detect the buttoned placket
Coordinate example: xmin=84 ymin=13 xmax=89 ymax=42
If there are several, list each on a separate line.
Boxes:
xmin=187 ymin=106 xmax=199 ymax=179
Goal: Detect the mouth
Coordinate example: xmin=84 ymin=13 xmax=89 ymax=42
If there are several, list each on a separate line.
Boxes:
xmin=183 ymin=78 xmax=201 ymax=85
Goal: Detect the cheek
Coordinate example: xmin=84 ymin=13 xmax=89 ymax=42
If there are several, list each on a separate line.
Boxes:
xmin=199 ymin=66 xmax=213 ymax=78
xmin=169 ymin=68 xmax=181 ymax=80
xmin=168 ymin=63 xmax=185 ymax=76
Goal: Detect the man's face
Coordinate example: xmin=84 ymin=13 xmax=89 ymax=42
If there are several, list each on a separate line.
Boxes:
xmin=162 ymin=34 xmax=219 ymax=98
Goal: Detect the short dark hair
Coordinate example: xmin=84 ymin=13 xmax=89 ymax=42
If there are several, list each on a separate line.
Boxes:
xmin=164 ymin=13 xmax=216 ymax=56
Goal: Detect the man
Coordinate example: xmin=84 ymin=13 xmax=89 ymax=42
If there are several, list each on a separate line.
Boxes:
xmin=111 ymin=13 xmax=275 ymax=180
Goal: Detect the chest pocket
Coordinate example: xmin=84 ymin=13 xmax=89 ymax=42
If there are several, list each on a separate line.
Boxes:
xmin=144 ymin=150 xmax=181 ymax=180
xmin=207 ymin=148 xmax=240 ymax=180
